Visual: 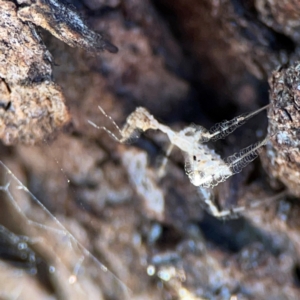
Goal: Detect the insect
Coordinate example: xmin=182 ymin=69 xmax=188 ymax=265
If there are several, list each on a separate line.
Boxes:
xmin=89 ymin=104 xmax=270 ymax=218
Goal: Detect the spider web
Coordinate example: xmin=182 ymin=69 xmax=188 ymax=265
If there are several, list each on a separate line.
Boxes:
xmin=0 ymin=159 xmax=131 ymax=300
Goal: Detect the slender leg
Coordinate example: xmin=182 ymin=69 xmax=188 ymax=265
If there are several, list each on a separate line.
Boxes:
xmin=198 ymin=186 xmax=243 ymax=219
xmin=198 ymin=187 xmax=243 ymax=218
xmin=202 ymin=104 xmax=269 ymax=142
xmin=226 ymin=137 xmax=268 ymax=175
xmin=199 ymin=187 xmax=286 ymax=219
xmin=157 ymin=144 xmax=174 ymax=179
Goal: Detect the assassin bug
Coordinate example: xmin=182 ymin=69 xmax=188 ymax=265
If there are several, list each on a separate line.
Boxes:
xmin=89 ymin=104 xmax=270 ymax=218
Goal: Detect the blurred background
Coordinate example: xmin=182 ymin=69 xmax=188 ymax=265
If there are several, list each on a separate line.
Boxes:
xmin=1 ymin=0 xmax=300 ymax=299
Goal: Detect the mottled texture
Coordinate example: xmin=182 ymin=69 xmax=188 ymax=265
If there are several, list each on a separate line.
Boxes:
xmin=262 ymin=62 xmax=300 ymax=197
xmin=0 ymin=1 xmax=69 ymax=144
xmin=1 ymin=0 xmax=300 ymax=299
xmin=0 ymin=0 xmax=118 ymax=144
xmin=17 ymin=0 xmax=118 ymax=53
xmin=255 ymin=0 xmax=300 ymax=43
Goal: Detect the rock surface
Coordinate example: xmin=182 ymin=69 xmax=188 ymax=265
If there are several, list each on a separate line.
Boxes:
xmin=0 ymin=0 xmax=300 ymax=299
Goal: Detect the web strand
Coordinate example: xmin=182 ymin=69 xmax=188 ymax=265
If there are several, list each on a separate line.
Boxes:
xmin=0 ymin=160 xmax=132 ymax=299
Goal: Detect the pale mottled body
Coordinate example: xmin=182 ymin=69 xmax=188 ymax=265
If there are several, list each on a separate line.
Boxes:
xmin=89 ymin=105 xmax=269 ymax=218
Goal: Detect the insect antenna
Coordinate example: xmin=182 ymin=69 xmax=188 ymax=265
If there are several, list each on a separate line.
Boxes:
xmin=88 ymin=105 xmax=123 ymax=142
xmin=98 ymin=105 xmax=123 ymax=136
xmin=88 ymin=120 xmax=121 ymax=142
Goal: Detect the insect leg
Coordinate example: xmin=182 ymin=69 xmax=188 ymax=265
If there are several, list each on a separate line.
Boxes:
xmin=157 ymin=143 xmax=174 ymax=178
xmin=226 ymin=137 xmax=268 ymax=175
xmin=120 ymin=107 xmax=162 ymax=142
xmin=202 ymin=104 xmax=269 ymax=141
xmin=198 ymin=186 xmax=244 ymax=218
